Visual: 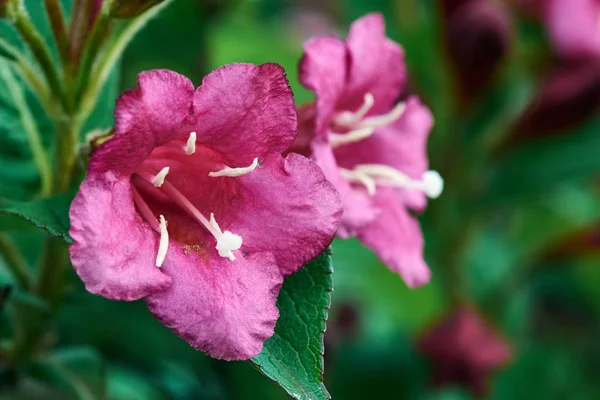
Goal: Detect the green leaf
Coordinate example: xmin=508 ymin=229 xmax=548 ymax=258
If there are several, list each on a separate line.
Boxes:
xmin=251 ymin=250 xmax=333 ymax=400
xmin=0 ymin=194 xmax=73 ymax=242
xmin=485 ymin=116 xmax=600 ymax=205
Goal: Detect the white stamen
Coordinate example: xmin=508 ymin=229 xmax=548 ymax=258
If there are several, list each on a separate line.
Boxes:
xmin=208 ymin=158 xmax=259 ymax=178
xmin=152 ymin=167 xmax=170 ymax=187
xmin=333 ymin=93 xmax=375 ymax=127
xmin=420 ymin=170 xmax=444 ymax=199
xmin=329 ymin=127 xmax=375 ymax=148
xmin=341 ymin=164 xmax=444 ymax=199
xmin=185 ymin=131 xmax=196 ymax=155
xmin=339 ymin=168 xmax=376 ymax=195
xmin=354 ymin=164 xmax=411 ymax=186
xmin=358 ymin=101 xmax=406 ymax=129
xmin=156 ymin=215 xmax=169 ymax=267
xmin=210 ymin=213 xmax=242 ymax=261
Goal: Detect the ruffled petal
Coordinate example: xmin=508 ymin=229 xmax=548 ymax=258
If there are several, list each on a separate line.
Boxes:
xmin=311 ymin=141 xmax=376 ymax=238
xmin=230 ymin=153 xmax=342 ymax=276
xmin=69 ymin=172 xmax=172 ymax=301
xmin=546 ymin=0 xmax=600 ymax=59
xmin=145 ymin=247 xmax=283 ymax=360
xmin=334 ymin=96 xmax=433 ymax=211
xmin=193 ymin=63 xmax=297 ymax=166
xmin=344 ymin=13 xmax=406 ymax=113
xmin=298 ymin=36 xmax=348 ymax=136
xmin=90 ymin=70 xmax=196 ymax=174
xmin=286 ymin=102 xmax=316 ymax=158
xmin=357 ymin=188 xmax=430 ymax=287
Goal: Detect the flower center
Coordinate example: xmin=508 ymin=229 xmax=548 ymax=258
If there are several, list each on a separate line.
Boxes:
xmin=329 ymin=93 xmax=444 ymax=198
xmin=131 ymin=132 xmax=258 ymax=267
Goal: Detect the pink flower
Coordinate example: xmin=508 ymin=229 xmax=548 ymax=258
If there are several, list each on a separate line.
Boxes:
xmin=544 ymin=0 xmax=600 ymax=60
xmin=417 ymin=306 xmax=512 ymax=396
xmin=292 ymin=13 xmax=442 ymax=287
xmin=69 ymin=64 xmax=342 ymax=360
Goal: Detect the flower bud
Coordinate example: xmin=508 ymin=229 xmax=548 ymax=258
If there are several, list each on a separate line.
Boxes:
xmin=110 ymin=0 xmax=165 ymax=18
xmin=0 ymin=0 xmax=9 ymax=18
xmin=445 ymin=0 xmax=513 ymax=102
xmin=514 ymin=59 xmax=600 ymax=137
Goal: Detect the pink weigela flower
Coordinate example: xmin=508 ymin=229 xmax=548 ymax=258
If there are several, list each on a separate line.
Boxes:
xmin=293 ymin=14 xmax=443 ymax=287
xmin=69 ymin=64 xmax=342 ymax=360
xmin=544 ymin=0 xmax=600 ymax=60
xmin=417 ymin=306 xmax=512 ymax=396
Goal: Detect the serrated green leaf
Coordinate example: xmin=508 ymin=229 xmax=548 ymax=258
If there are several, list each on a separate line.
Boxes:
xmin=251 ymin=250 xmax=333 ymax=400
xmin=0 ymin=194 xmax=73 ymax=242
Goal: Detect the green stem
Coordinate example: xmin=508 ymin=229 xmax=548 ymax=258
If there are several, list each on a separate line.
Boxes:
xmin=53 ymin=116 xmax=82 ymax=193
xmin=0 ymin=37 xmax=55 ymax=116
xmin=36 ymin=237 xmax=69 ymax=308
xmin=0 ymin=59 xmax=53 ymax=196
xmin=0 ymin=234 xmax=32 ymax=290
xmin=75 ymin=0 xmax=115 ymax=103
xmin=10 ymin=1 xmax=69 ymax=112
xmin=67 ymin=0 xmax=92 ymax=68
xmin=79 ymin=0 xmax=174 ymax=122
xmin=43 ymin=0 xmax=69 ymax=67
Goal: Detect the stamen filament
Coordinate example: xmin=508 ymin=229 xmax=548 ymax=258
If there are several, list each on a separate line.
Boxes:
xmin=358 ymin=101 xmax=406 ymax=129
xmin=333 ymin=93 xmax=375 ymax=127
xmin=354 ymin=164 xmax=411 ymax=186
xmin=135 ymin=171 xmax=244 ymax=261
xmin=156 ymin=215 xmax=169 ymax=267
xmin=339 ymin=168 xmax=376 ymax=195
xmin=185 ymin=131 xmax=196 ymax=155
xmin=209 ymin=158 xmax=258 ymax=178
xmin=132 ymin=187 xmax=160 ymax=231
xmin=153 ymin=167 xmax=170 ymax=187
xmin=329 ymin=127 xmax=375 ymax=148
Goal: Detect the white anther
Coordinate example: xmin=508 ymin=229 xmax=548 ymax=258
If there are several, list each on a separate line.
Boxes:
xmin=339 ymin=168 xmax=376 ymax=196
xmin=156 ymin=215 xmax=169 ymax=267
xmin=208 ymin=158 xmax=259 ymax=178
xmin=333 ymin=93 xmax=375 ymax=127
xmin=358 ymin=101 xmax=406 ymax=129
xmin=420 ymin=170 xmax=444 ymax=199
xmin=329 ymin=126 xmax=375 ymax=148
xmin=152 ymin=167 xmax=170 ymax=187
xmin=185 ymin=131 xmax=196 ymax=155
xmin=210 ymin=213 xmax=243 ymax=261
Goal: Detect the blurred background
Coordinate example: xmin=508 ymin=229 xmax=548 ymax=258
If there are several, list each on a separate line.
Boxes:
xmin=3 ymin=0 xmax=600 ymax=398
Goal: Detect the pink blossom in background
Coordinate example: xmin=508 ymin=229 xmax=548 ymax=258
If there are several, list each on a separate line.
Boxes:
xmin=418 ymin=306 xmax=512 ymax=396
xmin=293 ymin=13 xmax=443 ymax=287
xmin=69 ymin=64 xmax=342 ymax=360
xmin=544 ymin=0 xmax=600 ymax=60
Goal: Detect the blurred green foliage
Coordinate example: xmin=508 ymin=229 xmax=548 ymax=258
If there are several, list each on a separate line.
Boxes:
xmin=1 ymin=0 xmax=600 ymax=399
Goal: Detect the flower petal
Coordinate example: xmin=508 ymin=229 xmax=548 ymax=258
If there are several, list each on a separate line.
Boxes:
xmin=90 ymin=70 xmax=196 ymax=174
xmin=193 ymin=63 xmax=297 ymax=166
xmin=334 ymin=96 xmax=433 ymax=211
xmin=357 ymin=188 xmax=430 ymax=287
xmin=298 ymin=35 xmax=348 ymax=136
xmin=311 ymin=141 xmax=376 ymax=238
xmin=145 ymin=247 xmax=283 ymax=360
xmin=344 ymin=13 xmax=406 ymax=114
xmin=286 ymin=102 xmax=317 ymax=158
xmin=545 ymin=0 xmax=600 ymax=60
xmin=230 ymin=153 xmax=342 ymax=276
xmin=69 ymin=172 xmax=172 ymax=301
